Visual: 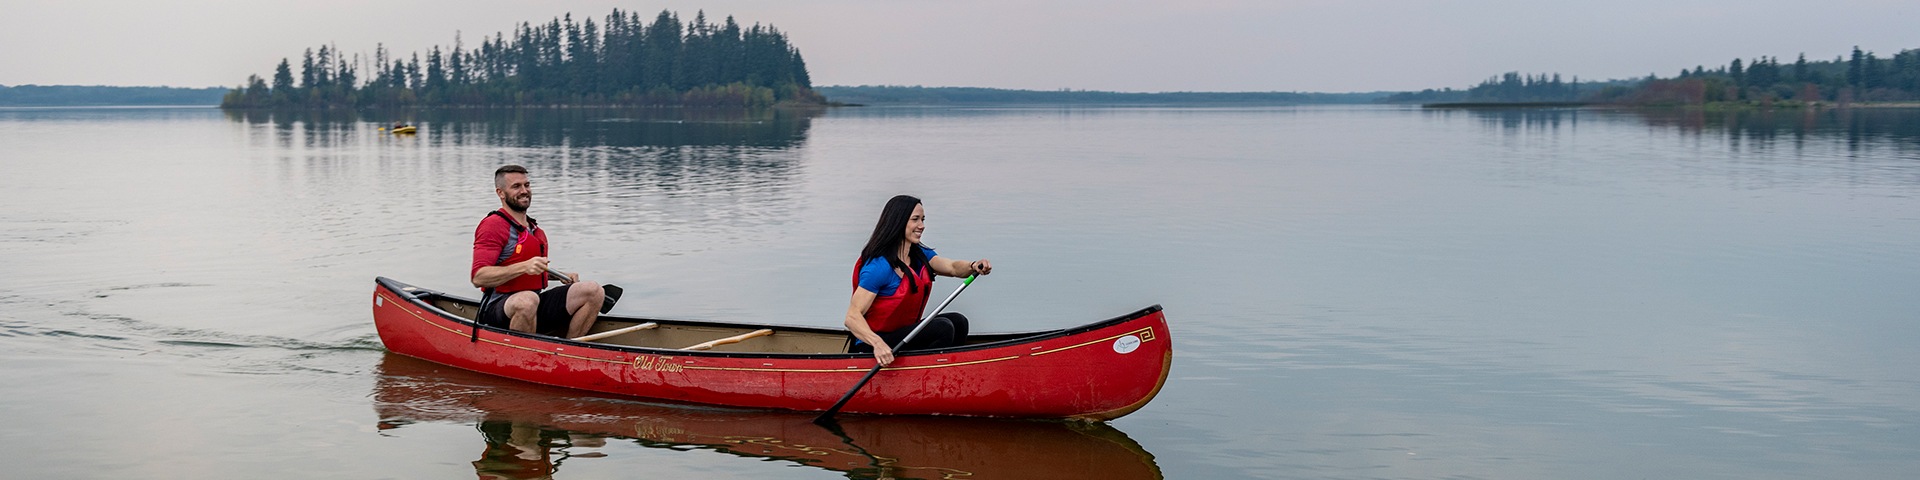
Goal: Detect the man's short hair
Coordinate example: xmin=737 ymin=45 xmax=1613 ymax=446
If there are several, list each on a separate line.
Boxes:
xmin=494 ymin=165 xmax=528 ymax=188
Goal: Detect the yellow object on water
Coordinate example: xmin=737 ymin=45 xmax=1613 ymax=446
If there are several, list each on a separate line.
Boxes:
xmin=390 ymin=126 xmax=418 ymax=134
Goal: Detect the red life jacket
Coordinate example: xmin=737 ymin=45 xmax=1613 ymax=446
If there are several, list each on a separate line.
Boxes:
xmin=853 ymin=259 xmax=932 ymax=333
xmin=483 ymin=209 xmax=548 ymax=297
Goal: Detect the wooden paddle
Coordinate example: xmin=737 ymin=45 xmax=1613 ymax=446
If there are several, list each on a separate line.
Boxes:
xmin=546 ymin=267 xmax=623 ymax=314
xmin=815 ymin=274 xmax=977 ymax=425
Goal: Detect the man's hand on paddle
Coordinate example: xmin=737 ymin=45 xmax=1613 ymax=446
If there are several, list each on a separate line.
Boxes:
xmin=514 ymin=257 xmax=550 ymax=277
xmin=873 ymin=343 xmax=895 ymax=367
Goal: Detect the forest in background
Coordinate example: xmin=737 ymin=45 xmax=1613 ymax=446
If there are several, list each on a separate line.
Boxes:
xmin=1388 ymin=46 xmax=1920 ymax=105
xmin=220 ymin=9 xmax=819 ymax=109
xmin=0 ymin=85 xmax=226 ymax=106
xmin=21 ymin=43 xmax=1920 ymax=108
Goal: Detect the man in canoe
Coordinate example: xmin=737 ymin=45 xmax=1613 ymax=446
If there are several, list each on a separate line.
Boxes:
xmin=845 ymin=195 xmax=992 ymax=366
xmin=470 ymin=164 xmax=605 ymax=338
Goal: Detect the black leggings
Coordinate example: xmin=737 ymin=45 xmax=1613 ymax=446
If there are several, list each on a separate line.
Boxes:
xmin=851 ymin=312 xmax=970 ymax=353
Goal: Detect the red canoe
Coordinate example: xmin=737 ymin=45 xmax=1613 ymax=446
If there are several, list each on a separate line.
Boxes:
xmin=371 ymin=277 xmax=1172 ymax=419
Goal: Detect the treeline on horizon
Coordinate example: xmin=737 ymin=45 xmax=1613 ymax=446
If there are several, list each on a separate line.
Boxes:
xmin=815 ymin=86 xmax=1388 ymax=105
xmin=0 ymin=84 xmax=226 ymax=106
xmin=1388 ymin=46 xmax=1920 ymax=105
xmin=221 ymin=9 xmax=819 ymax=110
xmin=1382 ymin=74 xmax=1632 ymax=104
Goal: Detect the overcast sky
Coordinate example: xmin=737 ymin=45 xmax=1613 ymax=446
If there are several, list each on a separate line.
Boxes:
xmin=4 ymin=0 xmax=1917 ymax=92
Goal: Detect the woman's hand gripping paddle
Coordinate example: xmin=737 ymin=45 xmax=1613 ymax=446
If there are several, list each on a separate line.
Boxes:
xmin=815 ymin=275 xmax=977 ymax=425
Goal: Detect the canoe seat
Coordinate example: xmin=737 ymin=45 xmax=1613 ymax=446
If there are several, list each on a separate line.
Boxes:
xmin=682 ymin=329 xmax=774 ymax=351
xmin=572 ymin=322 xmax=658 ymax=342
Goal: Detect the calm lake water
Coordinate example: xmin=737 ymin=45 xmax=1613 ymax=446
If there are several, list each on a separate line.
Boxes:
xmin=2 ymin=104 xmax=1918 ymax=479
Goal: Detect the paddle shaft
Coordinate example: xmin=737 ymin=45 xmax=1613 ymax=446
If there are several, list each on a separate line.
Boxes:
xmin=816 ymin=275 xmax=976 ymax=423
xmin=546 ymin=266 xmax=622 ymax=314
xmin=544 ymin=266 xmax=576 ymax=284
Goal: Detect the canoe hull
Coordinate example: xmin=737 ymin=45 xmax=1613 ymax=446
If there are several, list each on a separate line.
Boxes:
xmin=371 ymin=277 xmax=1171 ymax=419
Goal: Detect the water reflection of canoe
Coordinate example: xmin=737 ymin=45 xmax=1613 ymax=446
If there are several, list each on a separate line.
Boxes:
xmin=371 ymin=277 xmax=1172 ymax=419
xmin=372 ymin=353 xmax=1164 ymax=480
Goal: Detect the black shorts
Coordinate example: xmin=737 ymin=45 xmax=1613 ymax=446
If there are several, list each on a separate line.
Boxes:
xmin=850 ymin=312 xmax=970 ymax=353
xmin=477 ymin=285 xmax=574 ymax=336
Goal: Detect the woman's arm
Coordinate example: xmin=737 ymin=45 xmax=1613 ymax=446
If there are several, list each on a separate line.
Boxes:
xmin=844 ymin=287 xmax=897 ymax=366
xmin=928 ymin=255 xmax=992 ymax=278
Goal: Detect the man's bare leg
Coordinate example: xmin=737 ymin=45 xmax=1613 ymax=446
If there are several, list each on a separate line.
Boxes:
xmin=564 ymin=281 xmax=604 ymax=338
xmin=504 ymin=291 xmax=541 ymax=333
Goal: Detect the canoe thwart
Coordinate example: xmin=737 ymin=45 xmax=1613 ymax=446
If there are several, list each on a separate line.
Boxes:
xmin=571 ymin=322 xmax=658 ymax=342
xmin=682 ymin=329 xmax=773 ymax=351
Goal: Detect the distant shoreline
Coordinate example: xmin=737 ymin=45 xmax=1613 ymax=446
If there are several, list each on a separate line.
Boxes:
xmin=0 ymin=84 xmax=227 ymax=107
xmin=1421 ymin=102 xmax=1593 ymax=108
xmin=815 ymin=85 xmax=1390 ymax=105
xmin=14 ymin=83 xmax=1920 ymax=110
xmin=1422 ymin=101 xmax=1920 ymax=109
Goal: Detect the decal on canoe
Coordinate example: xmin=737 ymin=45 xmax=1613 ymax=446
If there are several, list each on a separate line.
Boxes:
xmin=633 ymin=355 xmax=684 ymax=372
xmin=1113 ymin=334 xmax=1141 ymax=354
xmin=1029 ymin=326 xmax=1157 ymax=357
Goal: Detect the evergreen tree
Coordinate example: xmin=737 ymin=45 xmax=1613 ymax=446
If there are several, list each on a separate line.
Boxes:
xmin=339 ymin=54 xmax=357 ymax=90
xmin=390 ymin=60 xmax=407 ymax=89
xmin=1849 ymin=46 xmax=1866 ymax=87
xmin=272 ymin=59 xmax=295 ymax=94
xmin=315 ymin=45 xmax=333 ymax=88
xmin=407 ymin=55 xmax=423 ymax=91
xmin=426 ymin=46 xmax=447 ymax=93
xmin=1863 ymin=51 xmax=1884 ymax=89
xmin=449 ymin=34 xmax=469 ymax=86
xmin=300 ymin=49 xmax=316 ymax=89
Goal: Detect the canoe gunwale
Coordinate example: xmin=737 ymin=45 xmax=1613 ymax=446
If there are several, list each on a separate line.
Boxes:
xmin=375 ymin=276 xmax=1164 ymax=360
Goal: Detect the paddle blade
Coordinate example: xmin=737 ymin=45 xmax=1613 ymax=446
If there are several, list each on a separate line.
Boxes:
xmin=599 ymin=284 xmax=623 ymax=314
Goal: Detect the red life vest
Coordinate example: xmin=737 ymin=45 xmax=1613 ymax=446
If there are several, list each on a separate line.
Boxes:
xmin=853 ymin=259 xmax=932 ymax=333
xmin=482 ymin=209 xmax=548 ymax=296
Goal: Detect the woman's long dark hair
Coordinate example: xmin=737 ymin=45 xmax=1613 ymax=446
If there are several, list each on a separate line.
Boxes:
xmin=857 ymin=195 xmax=931 ymax=294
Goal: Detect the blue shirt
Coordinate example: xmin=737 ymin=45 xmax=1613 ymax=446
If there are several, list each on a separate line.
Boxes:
xmin=856 ymin=246 xmax=938 ymax=296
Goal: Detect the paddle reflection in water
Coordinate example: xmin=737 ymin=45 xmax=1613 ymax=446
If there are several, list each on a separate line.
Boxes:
xmin=371 ymin=353 xmax=1163 ymax=480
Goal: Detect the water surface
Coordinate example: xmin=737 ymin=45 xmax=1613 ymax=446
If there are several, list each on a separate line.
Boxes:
xmin=2 ymin=104 xmax=1917 ymax=479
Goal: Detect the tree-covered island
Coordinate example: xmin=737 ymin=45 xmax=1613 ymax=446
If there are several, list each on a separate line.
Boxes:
xmin=221 ymin=9 xmax=821 ymax=109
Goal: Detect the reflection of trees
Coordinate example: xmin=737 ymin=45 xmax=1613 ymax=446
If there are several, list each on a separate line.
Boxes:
xmin=227 ymin=107 xmax=818 ymax=234
xmin=1622 ymin=107 xmax=1920 ymax=151
xmin=1450 ymin=106 xmax=1920 ymax=151
xmin=225 ymin=107 xmax=820 ymax=150
xmin=422 ymin=108 xmax=820 ymax=149
xmin=1450 ymin=106 xmax=1920 ymax=188
xmin=371 ymin=354 xmax=1162 ymax=480
xmin=1439 ymin=107 xmax=1584 ymax=134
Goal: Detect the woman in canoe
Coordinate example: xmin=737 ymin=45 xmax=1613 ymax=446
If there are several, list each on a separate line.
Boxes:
xmin=846 ymin=195 xmax=993 ymax=366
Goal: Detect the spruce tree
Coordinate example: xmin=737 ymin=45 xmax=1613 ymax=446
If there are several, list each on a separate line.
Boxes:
xmin=272 ymin=59 xmax=295 ymax=94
